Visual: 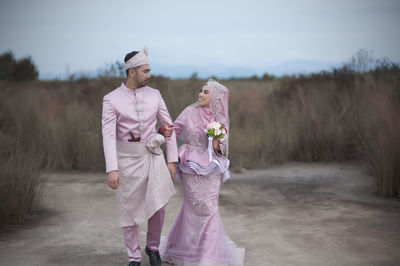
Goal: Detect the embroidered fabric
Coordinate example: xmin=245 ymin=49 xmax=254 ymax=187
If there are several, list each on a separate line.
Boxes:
xmin=188 ymin=174 xmax=221 ymax=245
xmin=159 ymin=172 xmax=245 ymax=266
xmin=174 ymin=104 xmax=230 ymax=183
xmin=205 ymin=79 xmax=230 ymax=156
xmin=188 ymin=174 xmax=220 ymax=217
xmin=181 ymin=79 xmax=229 ymax=156
xmin=187 ymin=103 xmax=208 ymax=151
xmin=159 ymin=80 xmax=244 ymax=265
xmin=116 ymin=139 xmax=175 ymax=227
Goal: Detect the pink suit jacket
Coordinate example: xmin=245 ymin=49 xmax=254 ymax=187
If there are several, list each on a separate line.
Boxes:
xmin=102 ymin=82 xmax=178 ymax=173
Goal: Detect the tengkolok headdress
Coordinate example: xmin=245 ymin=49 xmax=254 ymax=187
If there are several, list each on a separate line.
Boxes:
xmin=124 ymin=47 xmax=149 ymax=70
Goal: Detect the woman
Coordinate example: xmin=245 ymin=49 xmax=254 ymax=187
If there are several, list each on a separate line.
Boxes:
xmin=159 ymin=79 xmax=245 ymax=266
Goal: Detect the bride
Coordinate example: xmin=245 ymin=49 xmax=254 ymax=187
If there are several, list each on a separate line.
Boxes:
xmin=159 ymin=79 xmax=245 ymax=266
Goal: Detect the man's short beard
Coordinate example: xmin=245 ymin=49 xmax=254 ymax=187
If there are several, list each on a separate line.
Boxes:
xmin=135 ymin=77 xmax=147 ymax=88
xmin=139 ymin=80 xmax=147 ymax=87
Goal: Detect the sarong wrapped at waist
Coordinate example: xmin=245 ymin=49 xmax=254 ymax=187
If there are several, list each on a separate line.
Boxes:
xmin=116 ymin=134 xmax=175 ymax=227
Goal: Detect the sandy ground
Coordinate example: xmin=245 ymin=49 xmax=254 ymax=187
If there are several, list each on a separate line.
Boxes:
xmin=1 ymin=162 xmax=400 ymax=266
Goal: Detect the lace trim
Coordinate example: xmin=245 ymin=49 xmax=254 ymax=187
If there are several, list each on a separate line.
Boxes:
xmin=185 ymin=104 xmax=208 ymax=153
xmin=207 ymin=80 xmax=228 ymax=126
xmin=187 ymin=174 xmax=221 ymax=244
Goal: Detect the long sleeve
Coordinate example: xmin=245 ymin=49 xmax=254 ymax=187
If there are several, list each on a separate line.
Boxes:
xmin=219 ymin=132 xmax=228 ymax=157
xmin=157 ymin=92 xmax=178 ymax=163
xmin=173 ymin=109 xmax=186 ymax=139
xmin=102 ymin=95 xmax=118 ymax=173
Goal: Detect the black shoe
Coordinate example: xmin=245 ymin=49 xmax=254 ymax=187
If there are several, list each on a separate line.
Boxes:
xmin=127 ymin=261 xmax=140 ymax=266
xmin=145 ymin=246 xmax=161 ymax=266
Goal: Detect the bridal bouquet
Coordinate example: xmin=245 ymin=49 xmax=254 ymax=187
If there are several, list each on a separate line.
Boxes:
xmin=204 ymin=121 xmax=227 ymax=140
xmin=205 ymin=122 xmax=227 ymax=162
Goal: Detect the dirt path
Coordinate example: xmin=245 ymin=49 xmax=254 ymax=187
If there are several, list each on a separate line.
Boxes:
xmin=1 ymin=162 xmax=400 ymax=266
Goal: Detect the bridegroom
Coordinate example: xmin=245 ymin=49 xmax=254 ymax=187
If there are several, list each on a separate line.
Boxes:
xmin=102 ymin=47 xmax=178 ymax=266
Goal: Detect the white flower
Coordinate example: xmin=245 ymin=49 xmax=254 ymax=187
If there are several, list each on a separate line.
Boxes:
xmin=206 ymin=121 xmax=226 ymax=138
xmin=208 ymin=122 xmax=219 ymax=130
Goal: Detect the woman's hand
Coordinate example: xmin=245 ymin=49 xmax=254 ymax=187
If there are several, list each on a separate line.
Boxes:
xmin=212 ymin=138 xmax=221 ymax=152
xmin=159 ymin=124 xmax=174 ymax=137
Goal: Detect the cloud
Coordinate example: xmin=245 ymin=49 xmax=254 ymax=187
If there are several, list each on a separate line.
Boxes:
xmin=1 ymin=0 xmax=399 ymax=77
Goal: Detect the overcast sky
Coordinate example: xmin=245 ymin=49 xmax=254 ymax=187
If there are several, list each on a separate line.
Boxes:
xmin=1 ymin=0 xmax=399 ymax=78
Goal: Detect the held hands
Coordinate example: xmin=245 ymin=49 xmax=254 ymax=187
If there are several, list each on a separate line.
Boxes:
xmin=108 ymin=170 xmax=120 ymax=189
xmin=159 ymin=124 xmax=174 ymax=137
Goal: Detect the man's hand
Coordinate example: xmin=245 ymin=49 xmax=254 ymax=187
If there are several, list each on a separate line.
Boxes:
xmin=108 ymin=170 xmax=120 ymax=189
xmin=167 ymin=162 xmax=177 ymax=181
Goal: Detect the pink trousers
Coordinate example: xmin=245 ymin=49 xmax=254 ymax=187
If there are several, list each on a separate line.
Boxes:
xmin=122 ymin=205 xmax=166 ymax=262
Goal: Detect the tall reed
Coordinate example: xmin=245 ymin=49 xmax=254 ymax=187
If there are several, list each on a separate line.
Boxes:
xmin=1 ymin=67 xmax=399 ymax=201
xmin=356 ymin=88 xmax=400 ymax=197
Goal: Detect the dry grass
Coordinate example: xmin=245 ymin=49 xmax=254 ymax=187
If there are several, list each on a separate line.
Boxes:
xmin=0 ymin=86 xmax=47 ymax=224
xmin=0 ymin=66 xmax=399 ymax=226
xmin=0 ymin=143 xmax=45 ymax=225
xmin=355 ymin=88 xmax=400 ymax=197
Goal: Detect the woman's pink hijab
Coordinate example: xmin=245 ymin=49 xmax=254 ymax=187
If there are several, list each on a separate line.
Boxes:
xmin=198 ymin=79 xmax=230 ymax=153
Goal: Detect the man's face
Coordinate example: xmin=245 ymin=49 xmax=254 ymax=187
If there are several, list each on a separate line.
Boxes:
xmin=133 ymin=64 xmax=151 ymax=87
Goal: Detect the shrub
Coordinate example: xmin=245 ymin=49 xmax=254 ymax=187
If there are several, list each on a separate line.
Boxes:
xmin=356 ymin=89 xmax=400 ymax=197
xmin=0 ymin=51 xmax=38 ymax=81
xmin=0 ymin=141 xmax=46 ymax=225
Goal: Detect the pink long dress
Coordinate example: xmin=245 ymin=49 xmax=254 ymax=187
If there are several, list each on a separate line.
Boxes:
xmin=159 ymin=103 xmax=245 ymax=266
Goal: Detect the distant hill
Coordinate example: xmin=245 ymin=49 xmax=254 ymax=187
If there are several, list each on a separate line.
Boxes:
xmin=150 ymin=60 xmax=340 ymax=79
xmin=39 ymin=59 xmax=340 ymax=80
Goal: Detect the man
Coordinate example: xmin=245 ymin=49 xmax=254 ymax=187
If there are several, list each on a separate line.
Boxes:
xmin=102 ymin=47 xmax=178 ymax=266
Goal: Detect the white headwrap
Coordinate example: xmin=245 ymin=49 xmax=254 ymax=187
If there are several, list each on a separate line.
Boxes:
xmin=124 ymin=47 xmax=149 ymax=70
